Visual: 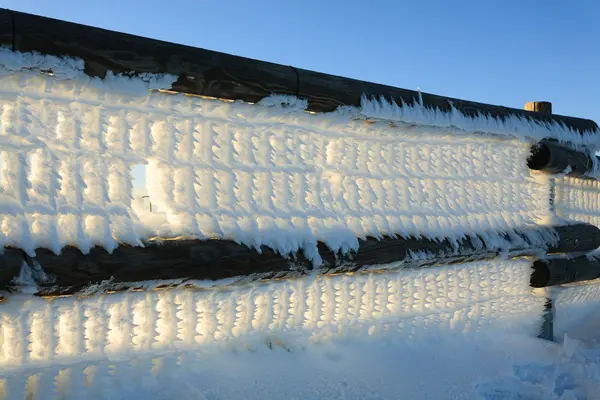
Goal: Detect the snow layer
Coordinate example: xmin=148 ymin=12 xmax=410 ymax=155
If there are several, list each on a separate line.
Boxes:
xmin=552 ymin=280 xmax=600 ymax=343
xmin=0 ymin=48 xmax=177 ymax=95
xmin=4 ymin=333 xmax=596 ymax=400
xmin=0 ymin=67 xmax=554 ymax=261
xmin=0 ymin=258 xmax=544 ymax=373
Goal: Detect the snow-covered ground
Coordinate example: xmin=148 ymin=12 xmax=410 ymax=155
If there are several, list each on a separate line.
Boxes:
xmin=2 ymin=325 xmax=600 ymax=399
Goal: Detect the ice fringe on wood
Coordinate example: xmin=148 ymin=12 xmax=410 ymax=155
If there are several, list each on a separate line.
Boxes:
xmin=0 ymin=62 xmax=570 ymax=263
xmin=2 ymin=222 xmax=599 ymax=296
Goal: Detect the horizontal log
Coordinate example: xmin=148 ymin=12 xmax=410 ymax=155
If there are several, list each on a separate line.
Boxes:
xmin=531 ymin=256 xmax=600 ymax=287
xmin=2 ymin=223 xmax=598 ymax=296
xmin=527 ymin=139 xmax=596 ymax=177
xmin=0 ymin=9 xmax=597 ymax=133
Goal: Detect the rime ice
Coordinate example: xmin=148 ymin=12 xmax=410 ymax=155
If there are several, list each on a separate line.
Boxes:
xmin=0 ymin=61 xmax=563 ymax=263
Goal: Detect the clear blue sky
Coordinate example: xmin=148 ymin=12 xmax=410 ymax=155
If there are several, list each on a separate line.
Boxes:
xmin=3 ymin=0 xmax=599 ymax=123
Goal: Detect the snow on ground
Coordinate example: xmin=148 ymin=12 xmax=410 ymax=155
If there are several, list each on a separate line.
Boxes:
xmin=2 ymin=328 xmax=600 ymax=399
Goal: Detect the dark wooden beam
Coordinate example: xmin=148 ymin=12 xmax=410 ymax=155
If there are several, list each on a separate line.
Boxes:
xmin=528 ymin=139 xmax=596 ymax=178
xmin=0 ymin=9 xmax=597 ymax=133
xmin=0 ymin=8 xmax=11 ymax=50
xmin=0 ymin=248 xmax=23 ymax=290
xmin=531 ymin=256 xmax=600 ymax=287
xmin=2 ymin=223 xmax=598 ymax=296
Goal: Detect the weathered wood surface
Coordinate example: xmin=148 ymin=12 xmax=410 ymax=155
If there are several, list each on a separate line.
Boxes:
xmin=525 ymin=101 xmax=552 ymax=115
xmin=528 ymin=139 xmax=596 ymax=178
xmin=0 ymin=9 xmax=597 ymax=133
xmin=1 ymin=223 xmax=599 ymax=296
xmin=531 ymin=256 xmax=600 ymax=287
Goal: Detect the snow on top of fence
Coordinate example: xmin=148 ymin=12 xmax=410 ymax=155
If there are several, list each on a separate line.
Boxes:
xmin=0 ymin=48 xmax=178 ymax=96
xmin=359 ymin=95 xmax=600 ymax=150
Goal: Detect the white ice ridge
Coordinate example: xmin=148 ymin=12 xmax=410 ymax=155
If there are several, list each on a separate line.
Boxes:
xmin=0 ymin=61 xmax=557 ymax=261
xmin=0 ymin=258 xmax=544 ymax=374
xmin=358 ymin=96 xmax=600 ymax=149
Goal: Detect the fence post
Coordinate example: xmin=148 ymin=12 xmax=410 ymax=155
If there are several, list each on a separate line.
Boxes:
xmin=526 ymin=101 xmax=555 ymax=341
xmin=525 ymin=101 xmax=552 ymax=114
xmin=526 ymin=101 xmax=556 ymax=213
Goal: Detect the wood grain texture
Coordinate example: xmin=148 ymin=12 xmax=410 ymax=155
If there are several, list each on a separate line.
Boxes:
xmin=531 ymin=256 xmax=600 ymax=287
xmin=528 ymin=139 xmax=596 ymax=177
xmin=1 ymin=223 xmax=598 ymax=296
xmin=525 ymin=101 xmax=552 ymax=114
xmin=1 ymin=9 xmax=597 ymax=133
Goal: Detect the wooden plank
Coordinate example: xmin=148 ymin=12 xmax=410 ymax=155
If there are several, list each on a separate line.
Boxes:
xmin=528 ymin=139 xmax=595 ymax=177
xmin=0 ymin=9 xmax=12 ymax=50
xmin=0 ymin=248 xmax=23 ymax=291
xmin=1 ymin=9 xmax=597 ymax=133
xmin=531 ymin=256 xmax=600 ymax=287
xmin=2 ymin=223 xmax=598 ymax=296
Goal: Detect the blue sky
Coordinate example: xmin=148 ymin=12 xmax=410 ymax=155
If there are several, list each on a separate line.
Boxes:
xmin=3 ymin=0 xmax=599 ymax=123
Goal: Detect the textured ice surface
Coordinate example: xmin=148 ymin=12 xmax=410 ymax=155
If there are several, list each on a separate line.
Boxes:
xmin=0 ymin=49 xmax=599 ymax=400
xmin=0 ymin=258 xmax=544 ymax=373
xmin=0 ymin=258 xmax=547 ymax=398
xmin=359 ymin=95 xmax=600 ymax=149
xmin=555 ymin=176 xmax=600 ymax=230
xmin=0 ymin=69 xmax=554 ymax=262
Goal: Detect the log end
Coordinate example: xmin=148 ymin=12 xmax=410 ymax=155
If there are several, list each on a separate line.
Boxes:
xmin=530 ymin=260 xmax=550 ymax=288
xmin=527 ymin=141 xmax=551 ymax=170
xmin=525 ymin=101 xmax=552 ymax=115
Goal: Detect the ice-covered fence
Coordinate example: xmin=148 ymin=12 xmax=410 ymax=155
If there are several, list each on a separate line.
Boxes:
xmin=0 ymin=258 xmax=544 ymax=375
xmin=0 ymin=70 xmax=555 ymax=261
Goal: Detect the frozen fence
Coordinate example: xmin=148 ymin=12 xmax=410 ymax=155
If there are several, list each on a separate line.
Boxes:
xmin=0 ymin=72 xmax=552 ymax=263
xmin=0 ymin=258 xmax=544 ymax=374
